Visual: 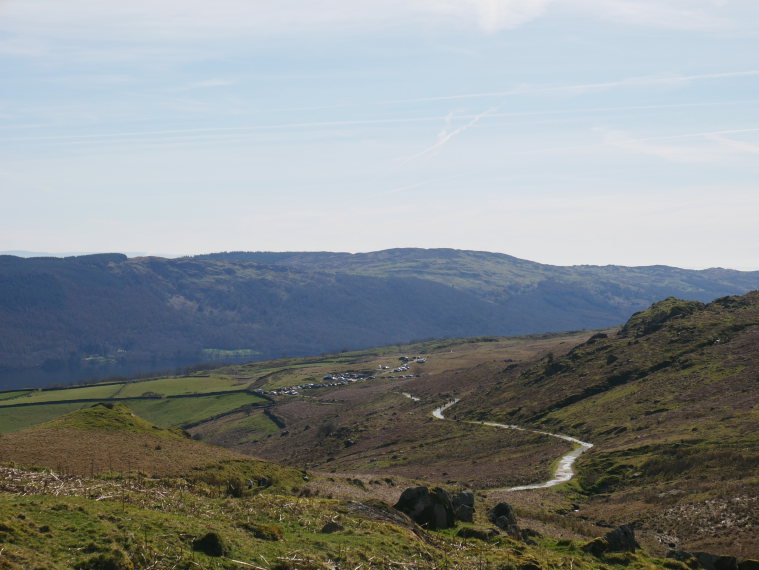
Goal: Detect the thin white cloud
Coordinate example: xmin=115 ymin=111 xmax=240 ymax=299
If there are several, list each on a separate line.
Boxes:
xmin=572 ymin=0 xmax=734 ymax=30
xmin=0 ymin=117 xmax=445 ymax=144
xmin=3 ymin=0 xmax=544 ymax=39
xmin=3 ymin=102 xmax=754 ymax=149
xmin=626 ymin=127 xmax=759 ymax=142
xmin=384 ymin=70 xmax=759 ymax=103
xmin=426 ymin=0 xmax=554 ymax=32
xmin=539 ymin=70 xmax=759 ymax=95
xmin=185 ymin=79 xmax=237 ymax=90
xmin=0 ymin=0 xmax=746 ymax=45
xmin=603 ymin=128 xmax=759 ymax=163
xmin=706 ymin=134 xmax=759 ymax=155
xmin=0 ymin=36 xmax=47 ymax=56
xmin=344 ymin=179 xmax=435 ymax=206
xmin=386 ymin=180 xmax=432 ymax=195
xmin=604 ymin=131 xmax=719 ymax=163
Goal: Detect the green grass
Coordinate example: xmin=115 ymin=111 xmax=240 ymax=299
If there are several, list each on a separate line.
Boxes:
xmin=0 ymin=375 xmax=251 ymax=405
xmin=40 ymin=402 xmax=183 ymax=438
xmin=127 ymin=393 xmax=266 ymax=428
xmin=0 ymin=491 xmax=394 ymax=569
xmin=254 ymin=365 xmax=336 ymax=389
xmin=114 ymin=375 xmax=245 ymax=398
xmin=0 ymin=466 xmax=685 ymax=570
xmin=186 ymin=457 xmax=304 ymax=491
xmin=0 ymin=392 xmax=267 ymax=434
xmin=0 ymin=390 xmax=31 ymax=401
xmin=201 ymin=348 xmax=260 ymax=359
xmin=0 ymin=383 xmax=122 ymax=406
xmin=204 ymin=410 xmax=280 ymax=444
xmin=0 ymin=402 xmax=91 ymax=433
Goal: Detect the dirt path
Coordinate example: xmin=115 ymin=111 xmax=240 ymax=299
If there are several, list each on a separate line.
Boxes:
xmin=427 ymin=397 xmax=593 ymax=491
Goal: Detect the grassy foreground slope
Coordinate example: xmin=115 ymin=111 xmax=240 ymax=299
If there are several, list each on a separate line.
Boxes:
xmin=453 ymin=292 xmax=759 ymax=559
xmin=0 ymin=404 xmax=690 ymax=569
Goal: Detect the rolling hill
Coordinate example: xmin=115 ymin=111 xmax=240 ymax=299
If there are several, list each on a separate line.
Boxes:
xmin=0 ymin=402 xmax=301 ymax=487
xmin=450 ymin=292 xmax=759 ymax=559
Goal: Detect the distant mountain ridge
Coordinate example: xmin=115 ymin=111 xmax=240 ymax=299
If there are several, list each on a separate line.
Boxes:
xmin=197 ymin=248 xmax=754 ymax=298
xmin=1 ymin=248 xmax=758 ymax=389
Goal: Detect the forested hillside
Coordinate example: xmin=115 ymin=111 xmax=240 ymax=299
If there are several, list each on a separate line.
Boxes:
xmin=1 ymin=249 xmax=758 ymax=389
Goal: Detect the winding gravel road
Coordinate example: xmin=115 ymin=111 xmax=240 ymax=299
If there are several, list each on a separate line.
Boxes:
xmin=427 ymin=397 xmax=594 ymax=491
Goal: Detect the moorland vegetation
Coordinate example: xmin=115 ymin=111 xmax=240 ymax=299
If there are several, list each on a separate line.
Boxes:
xmin=1 ymin=293 xmax=758 ymax=567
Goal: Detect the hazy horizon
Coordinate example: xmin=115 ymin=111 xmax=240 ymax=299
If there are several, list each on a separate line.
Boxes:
xmin=3 ymin=247 xmax=759 ymax=272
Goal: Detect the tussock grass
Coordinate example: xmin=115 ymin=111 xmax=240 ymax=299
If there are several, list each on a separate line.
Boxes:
xmin=0 ymin=463 xmax=677 ymax=569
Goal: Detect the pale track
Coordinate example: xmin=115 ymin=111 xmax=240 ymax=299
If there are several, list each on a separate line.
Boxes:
xmin=404 ymin=394 xmax=593 ymax=491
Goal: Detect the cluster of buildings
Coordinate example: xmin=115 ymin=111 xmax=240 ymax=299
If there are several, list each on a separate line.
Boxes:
xmin=253 ymin=356 xmax=428 ymax=397
xmin=255 ymin=372 xmax=375 ymax=397
xmin=378 ymin=355 xmax=427 ymax=378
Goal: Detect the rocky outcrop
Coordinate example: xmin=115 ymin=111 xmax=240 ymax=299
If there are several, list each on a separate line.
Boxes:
xmin=667 ymin=549 xmax=699 ymax=568
xmin=694 ymin=553 xmax=738 ymax=570
xmin=490 ymin=502 xmax=519 ymax=536
xmin=452 ymin=491 xmax=475 ymax=523
xmin=620 ymin=298 xmax=705 ymax=338
xmin=605 ymin=524 xmax=638 ymax=552
xmin=667 ymin=550 xmax=748 ymax=570
xmin=320 ymin=521 xmax=344 ymax=534
xmin=393 ymin=487 xmax=455 ymax=530
xmin=192 ymin=532 xmax=229 ymax=557
xmin=582 ymin=524 xmax=638 ymax=556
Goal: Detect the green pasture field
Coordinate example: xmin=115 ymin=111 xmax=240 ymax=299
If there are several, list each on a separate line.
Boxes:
xmin=201 ymin=347 xmax=260 ymax=359
xmin=249 ymin=364 xmax=335 ymax=389
xmin=0 ymin=390 xmax=31 ymax=401
xmin=0 ymin=402 xmax=91 ymax=433
xmin=0 ymin=383 xmax=122 ymax=406
xmin=0 ymin=392 xmax=267 ymax=434
xmin=114 ymin=375 xmax=246 ymax=398
xmin=127 ymin=392 xmax=267 ymax=428
xmin=203 ymin=409 xmax=281 ymax=444
xmin=0 ymin=374 xmax=251 ymax=410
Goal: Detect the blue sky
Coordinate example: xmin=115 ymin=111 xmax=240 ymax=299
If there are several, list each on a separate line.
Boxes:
xmin=1 ymin=0 xmax=758 ymax=269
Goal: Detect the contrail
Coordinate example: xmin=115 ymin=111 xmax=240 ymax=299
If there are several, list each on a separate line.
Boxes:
xmin=400 ymin=106 xmax=499 ymax=165
xmin=341 ymin=179 xmax=436 ymax=206
xmin=2 ymin=101 xmax=752 ymax=148
xmin=386 ymin=180 xmax=431 ymax=195
xmin=0 ymin=116 xmax=444 ymax=143
xmin=629 ymin=127 xmax=759 ymax=142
